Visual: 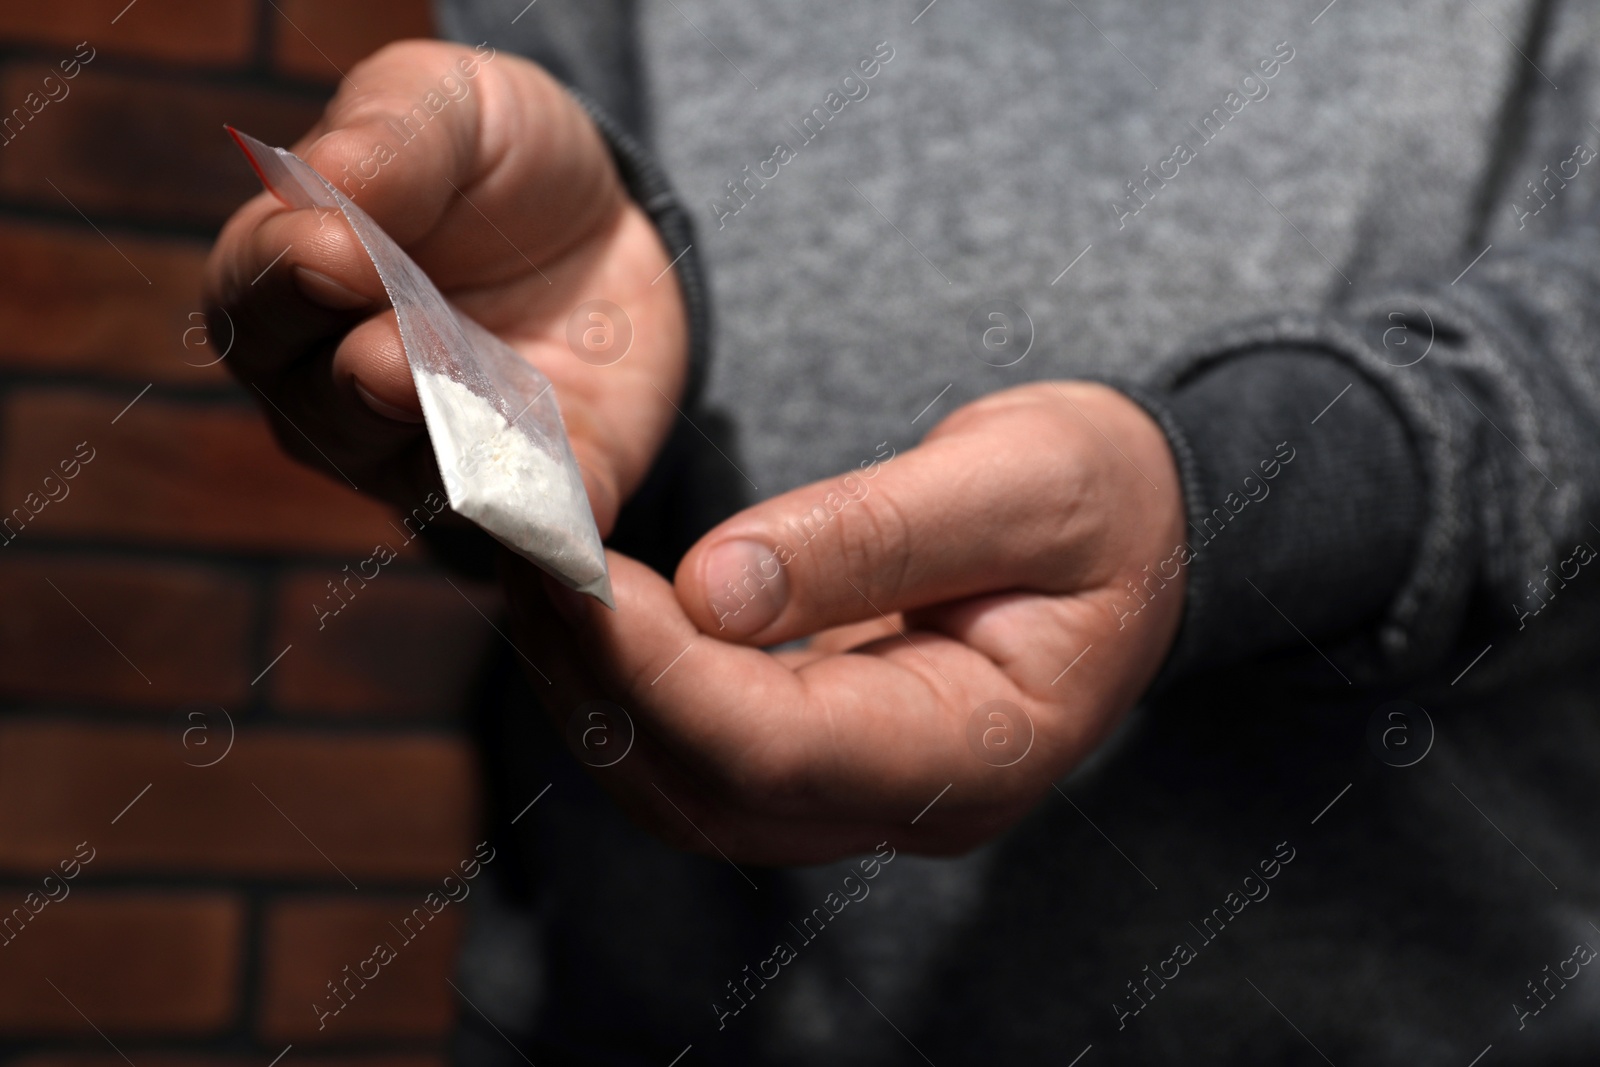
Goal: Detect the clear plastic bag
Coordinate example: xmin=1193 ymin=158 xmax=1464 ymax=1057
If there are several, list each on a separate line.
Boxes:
xmin=229 ymin=127 xmax=612 ymax=607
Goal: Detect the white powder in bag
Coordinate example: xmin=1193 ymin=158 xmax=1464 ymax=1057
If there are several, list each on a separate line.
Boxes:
xmin=419 ymin=370 xmax=612 ymax=606
xmin=223 ymin=129 xmax=611 ymax=606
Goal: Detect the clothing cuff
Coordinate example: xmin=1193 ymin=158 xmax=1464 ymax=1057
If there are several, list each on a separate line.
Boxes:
xmin=1120 ymin=347 xmax=1426 ymax=684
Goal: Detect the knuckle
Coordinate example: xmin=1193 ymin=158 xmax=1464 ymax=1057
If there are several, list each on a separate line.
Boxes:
xmin=833 ymin=491 xmax=913 ymax=599
xmin=349 ymin=39 xmax=451 ymax=84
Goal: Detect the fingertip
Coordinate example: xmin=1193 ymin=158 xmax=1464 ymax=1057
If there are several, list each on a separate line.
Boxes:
xmin=678 ymin=537 xmax=786 ymax=641
xmin=331 ymin=313 xmax=420 ymax=422
xmin=352 ymin=378 xmax=424 ymax=423
xmin=203 ymin=191 xmax=288 ymax=306
xmin=223 ymin=202 xmax=378 ymax=317
xmin=299 ymin=128 xmax=372 ymax=191
xmin=294 ymin=265 xmax=374 ymax=310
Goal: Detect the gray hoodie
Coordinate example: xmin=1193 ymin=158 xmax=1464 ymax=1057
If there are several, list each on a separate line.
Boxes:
xmin=437 ymin=1 xmax=1600 ymax=1063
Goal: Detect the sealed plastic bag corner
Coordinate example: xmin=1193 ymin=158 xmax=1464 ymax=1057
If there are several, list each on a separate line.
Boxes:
xmin=228 ymin=126 xmax=612 ymax=608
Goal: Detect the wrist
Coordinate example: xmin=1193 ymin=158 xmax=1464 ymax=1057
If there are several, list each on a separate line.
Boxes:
xmin=1064 ymin=382 xmax=1191 ymax=696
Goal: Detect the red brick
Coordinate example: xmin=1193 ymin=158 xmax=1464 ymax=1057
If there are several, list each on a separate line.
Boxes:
xmin=0 ymin=892 xmax=241 ymax=1034
xmin=260 ymin=898 xmax=464 ymax=1041
xmin=0 ymin=64 xmax=323 ymax=228
xmin=0 ymin=389 xmax=413 ymax=557
xmin=272 ymin=571 xmax=499 ymax=718
xmin=271 ymin=0 xmax=434 ymax=84
xmin=0 ymin=1 xmax=255 ymax=67
xmin=0 ymin=721 xmax=476 ymax=880
xmin=0 ymin=221 xmax=223 ymax=384
xmin=0 ymin=554 xmax=254 ymax=709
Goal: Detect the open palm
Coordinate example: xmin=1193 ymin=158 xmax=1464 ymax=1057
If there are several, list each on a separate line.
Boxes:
xmin=510 ymin=383 xmax=1188 ymax=863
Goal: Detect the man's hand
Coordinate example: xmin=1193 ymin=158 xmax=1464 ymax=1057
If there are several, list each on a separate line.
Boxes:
xmin=510 ymin=382 xmax=1188 ymax=864
xmin=203 ymin=41 xmax=687 ymax=533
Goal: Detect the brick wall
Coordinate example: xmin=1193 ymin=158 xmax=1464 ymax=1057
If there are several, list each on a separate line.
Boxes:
xmin=0 ymin=4 xmax=497 ymax=1066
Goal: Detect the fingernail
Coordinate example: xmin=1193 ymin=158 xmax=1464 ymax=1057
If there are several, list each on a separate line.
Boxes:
xmin=353 ymin=379 xmax=424 ymax=424
xmin=701 ymin=539 xmax=785 ymax=637
xmin=294 ymin=265 xmax=372 ymax=310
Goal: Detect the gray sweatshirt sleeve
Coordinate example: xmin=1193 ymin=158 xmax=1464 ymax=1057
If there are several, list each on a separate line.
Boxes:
xmin=1123 ymin=0 xmax=1600 ymax=687
xmin=1135 ymin=225 xmax=1600 ymax=685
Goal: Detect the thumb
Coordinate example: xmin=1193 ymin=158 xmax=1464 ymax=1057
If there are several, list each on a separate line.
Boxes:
xmin=674 ymin=396 xmax=1114 ymax=644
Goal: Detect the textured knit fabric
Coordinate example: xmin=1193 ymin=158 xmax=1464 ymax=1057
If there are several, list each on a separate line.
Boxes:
xmin=434 ymin=1 xmax=1600 ymax=1063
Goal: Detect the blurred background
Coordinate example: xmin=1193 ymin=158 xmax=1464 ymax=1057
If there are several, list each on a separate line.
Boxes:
xmin=0 ymin=2 xmax=501 ymax=1063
